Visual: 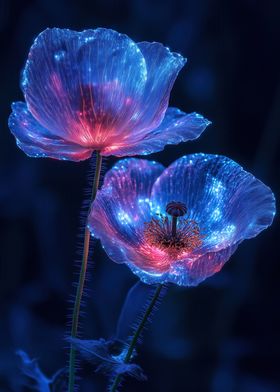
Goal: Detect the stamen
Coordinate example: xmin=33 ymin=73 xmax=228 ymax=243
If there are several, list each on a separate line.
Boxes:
xmin=144 ymin=202 xmax=203 ymax=256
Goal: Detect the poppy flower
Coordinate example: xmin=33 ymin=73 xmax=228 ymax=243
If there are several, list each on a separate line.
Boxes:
xmin=8 ymin=28 xmax=210 ymax=161
xmin=88 ymin=154 xmax=275 ymax=286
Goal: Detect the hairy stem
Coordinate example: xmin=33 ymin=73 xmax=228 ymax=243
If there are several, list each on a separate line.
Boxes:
xmin=68 ymin=151 xmax=102 ymax=392
xmin=110 ymin=283 xmax=163 ymax=392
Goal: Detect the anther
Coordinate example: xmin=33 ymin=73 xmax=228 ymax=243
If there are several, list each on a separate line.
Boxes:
xmin=144 ymin=202 xmax=202 ymax=255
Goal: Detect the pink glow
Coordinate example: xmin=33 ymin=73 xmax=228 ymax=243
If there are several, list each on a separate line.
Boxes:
xmin=56 ymin=82 xmax=145 ymax=154
xmin=10 ymin=28 xmax=210 ymax=162
xmin=50 ymin=73 xmax=64 ymax=94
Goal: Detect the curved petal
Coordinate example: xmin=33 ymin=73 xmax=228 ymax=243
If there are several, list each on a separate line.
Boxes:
xmin=182 ymin=243 xmax=239 ymax=286
xmin=8 ymin=102 xmax=92 ymax=161
xmin=22 ymin=28 xmax=147 ymax=148
xmin=101 ymin=43 xmax=186 ymax=155
xmin=101 ymin=108 xmax=210 ymax=156
xmin=151 ymin=154 xmax=276 ymax=253
xmin=126 ymin=243 xmax=238 ymax=286
xmin=133 ymin=42 xmax=186 ymax=134
xmin=88 ymin=159 xmax=164 ymax=262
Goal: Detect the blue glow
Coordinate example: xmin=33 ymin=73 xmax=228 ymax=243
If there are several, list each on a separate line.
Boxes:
xmin=8 ymin=28 xmax=211 ymax=161
xmin=69 ymin=337 xmax=145 ymax=380
xmin=88 ymin=154 xmax=276 ymax=286
xmin=117 ymin=210 xmax=132 ymax=225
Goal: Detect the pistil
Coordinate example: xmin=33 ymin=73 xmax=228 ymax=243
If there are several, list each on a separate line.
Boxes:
xmin=171 ymin=216 xmax=177 ymax=237
xmin=144 ymin=201 xmax=203 ymax=255
xmin=166 ymin=201 xmax=188 ymax=238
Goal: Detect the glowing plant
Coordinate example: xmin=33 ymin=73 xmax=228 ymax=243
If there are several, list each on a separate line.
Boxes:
xmin=88 ymin=154 xmax=275 ymax=390
xmin=89 ymin=154 xmax=275 ymax=286
xmin=16 ymin=351 xmax=66 ymax=391
xmin=8 ymin=27 xmax=211 ymax=391
xmin=8 ymin=28 xmax=210 ymax=161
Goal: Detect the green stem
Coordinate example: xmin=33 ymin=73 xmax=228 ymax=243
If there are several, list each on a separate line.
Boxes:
xmin=68 ymin=151 xmax=102 ymax=392
xmin=110 ymin=284 xmax=163 ymax=392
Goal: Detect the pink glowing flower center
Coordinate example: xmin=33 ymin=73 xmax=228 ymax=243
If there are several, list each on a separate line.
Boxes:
xmin=75 ymin=82 xmax=135 ymax=148
xmin=144 ymin=201 xmax=203 ymax=255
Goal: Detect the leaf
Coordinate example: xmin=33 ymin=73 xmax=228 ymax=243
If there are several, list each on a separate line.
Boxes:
xmin=68 ymin=337 xmax=146 ymax=381
xmin=16 ymin=350 xmax=66 ymax=392
xmin=16 ymin=350 xmax=51 ymax=392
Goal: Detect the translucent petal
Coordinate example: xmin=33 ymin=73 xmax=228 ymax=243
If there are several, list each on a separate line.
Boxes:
xmin=88 ymin=159 xmax=164 ymax=262
xmin=89 ymin=155 xmax=275 ymax=286
xmin=151 ymin=154 xmax=276 ymax=252
xmin=126 ymin=244 xmax=238 ymax=286
xmin=183 ymin=243 xmax=239 ymax=286
xmin=21 ymin=28 xmax=147 ymax=149
xmin=101 ymin=43 xmax=188 ymax=156
xmin=9 ymin=102 xmax=92 ymax=161
xmin=102 ymin=107 xmax=210 ymax=157
xmin=134 ymin=42 xmax=186 ymax=134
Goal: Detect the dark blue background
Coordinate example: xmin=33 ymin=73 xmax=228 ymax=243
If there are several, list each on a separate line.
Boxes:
xmin=1 ymin=0 xmax=279 ymax=391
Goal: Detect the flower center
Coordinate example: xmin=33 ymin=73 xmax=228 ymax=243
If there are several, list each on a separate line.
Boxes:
xmin=144 ymin=201 xmax=203 ymax=254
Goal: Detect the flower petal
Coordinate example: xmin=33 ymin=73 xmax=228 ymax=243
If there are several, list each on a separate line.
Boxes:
xmin=101 ymin=44 xmax=187 ymax=156
xmin=22 ymin=28 xmax=147 ymax=147
xmin=126 ymin=243 xmax=238 ymax=286
xmin=88 ymin=158 xmax=164 ymax=262
xmin=9 ymin=102 xmax=92 ymax=161
xmin=102 ymin=107 xmax=210 ymax=156
xmin=134 ymin=42 xmax=186 ymax=133
xmin=151 ymin=154 xmax=276 ymax=253
xmin=183 ymin=243 xmax=239 ymax=286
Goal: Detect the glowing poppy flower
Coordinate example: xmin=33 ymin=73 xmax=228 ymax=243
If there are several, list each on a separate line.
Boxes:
xmin=88 ymin=154 xmax=275 ymax=286
xmin=8 ymin=28 xmax=210 ymax=161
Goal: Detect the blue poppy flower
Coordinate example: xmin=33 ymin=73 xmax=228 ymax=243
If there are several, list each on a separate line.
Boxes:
xmin=88 ymin=154 xmax=275 ymax=286
xmin=8 ymin=28 xmax=210 ymax=161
